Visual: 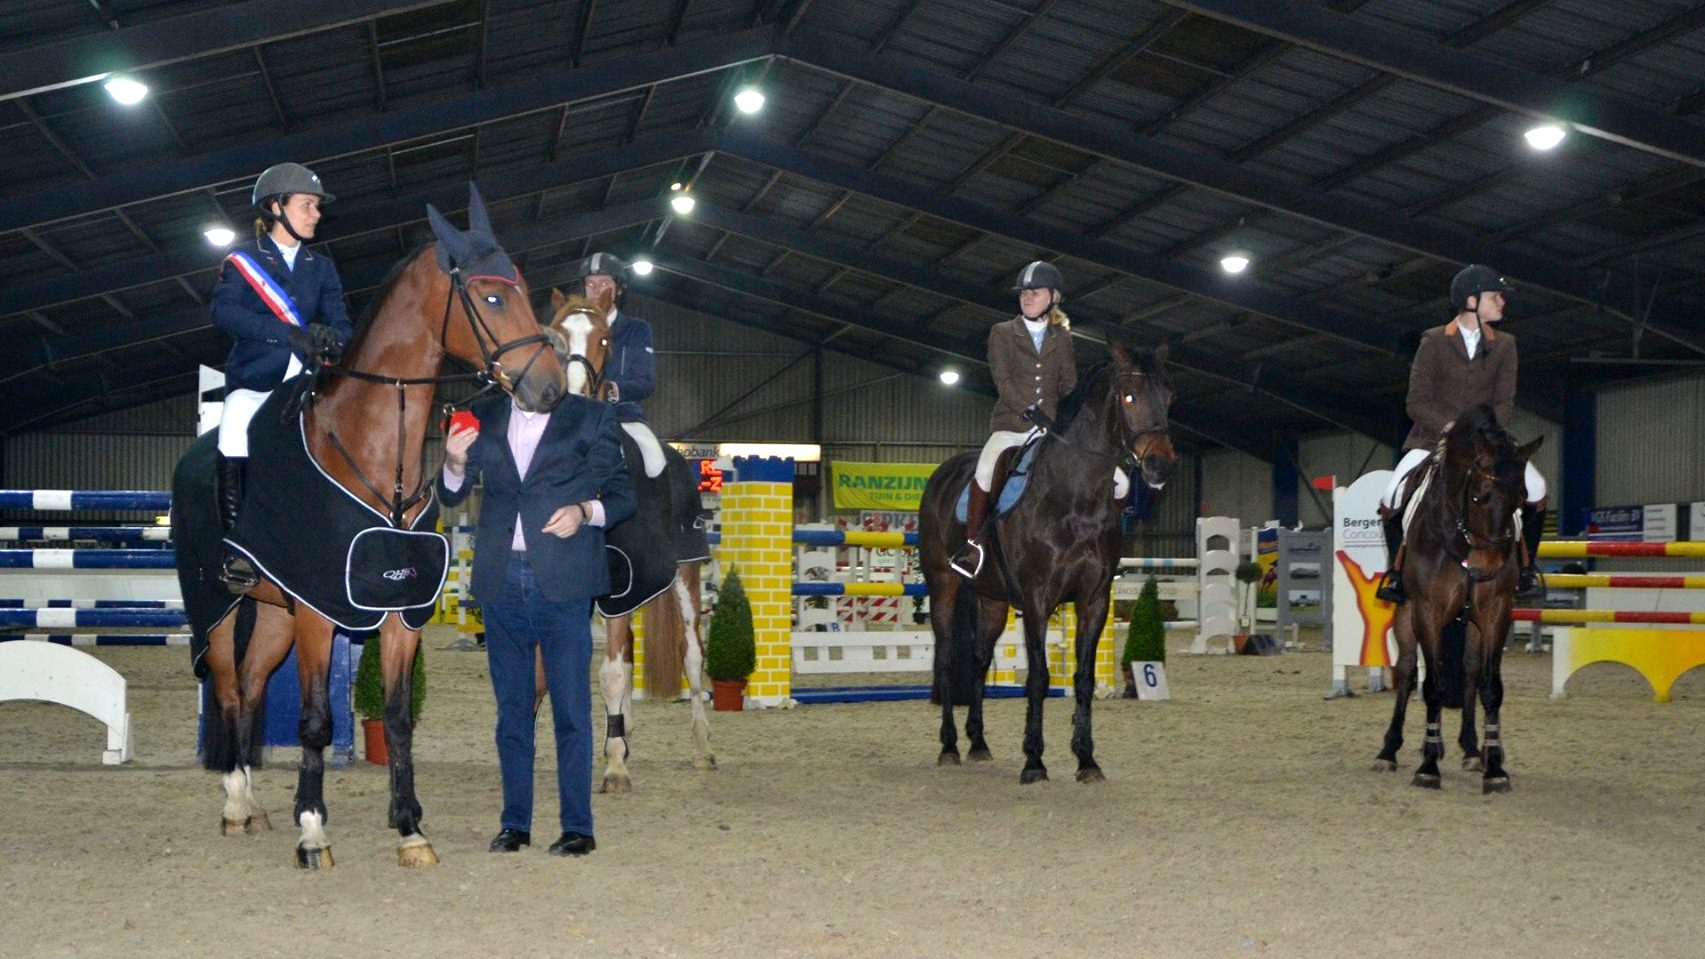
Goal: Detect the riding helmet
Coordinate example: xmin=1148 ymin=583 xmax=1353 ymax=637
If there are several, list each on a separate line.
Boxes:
xmin=1449 ymin=264 xmax=1513 ymax=309
xmin=579 ymin=252 xmax=629 ymax=284
xmin=252 ymin=162 xmax=334 ymax=212
xmin=1013 ymin=260 xmax=1065 ymax=293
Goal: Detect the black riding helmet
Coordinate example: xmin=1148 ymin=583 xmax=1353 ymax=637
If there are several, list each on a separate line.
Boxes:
xmin=578 ymin=252 xmax=629 ymax=287
xmin=1450 ymin=264 xmax=1513 ymax=311
xmin=252 ymin=162 xmax=334 ymax=213
xmin=1013 ymin=260 xmax=1065 ymax=293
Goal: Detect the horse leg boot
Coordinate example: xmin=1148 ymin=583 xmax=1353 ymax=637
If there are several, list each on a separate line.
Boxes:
xmin=1516 ymin=503 xmax=1547 ymax=600
xmin=950 ymin=483 xmax=991 ymax=579
xmin=216 ymin=455 xmax=259 ymax=592
xmin=1373 ymin=512 xmax=1407 ymax=604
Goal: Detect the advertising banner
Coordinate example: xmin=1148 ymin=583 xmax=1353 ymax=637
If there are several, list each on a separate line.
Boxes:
xmin=829 ymin=461 xmax=936 ymax=511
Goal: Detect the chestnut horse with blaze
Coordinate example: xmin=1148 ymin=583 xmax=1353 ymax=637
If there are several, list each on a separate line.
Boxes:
xmin=173 ymin=186 xmax=564 ymax=868
xmin=919 ymin=344 xmax=1176 ymax=784
xmin=544 ymin=287 xmax=715 ymax=793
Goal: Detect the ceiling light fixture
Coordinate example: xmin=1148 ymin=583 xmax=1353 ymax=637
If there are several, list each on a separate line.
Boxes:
xmin=1220 ymin=254 xmax=1251 ymax=274
xmin=734 ymin=87 xmax=766 ymax=114
xmin=103 ymin=77 xmax=148 ymax=105
xmin=203 ymin=226 xmax=236 ymax=246
xmin=670 ymin=193 xmax=696 ymax=215
xmin=630 ymin=257 xmax=655 ymax=276
xmin=1524 ymin=124 xmax=1566 ymax=150
xmin=939 ymin=369 xmax=960 ymax=386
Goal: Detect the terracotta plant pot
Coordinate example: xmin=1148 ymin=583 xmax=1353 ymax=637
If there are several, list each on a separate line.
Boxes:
xmin=710 ymin=678 xmax=747 ymax=712
xmin=362 ymin=718 xmax=387 ymax=765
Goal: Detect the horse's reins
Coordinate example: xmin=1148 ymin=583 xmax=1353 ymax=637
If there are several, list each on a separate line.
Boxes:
xmin=1022 ymin=371 xmax=1160 ymax=479
xmin=553 ymin=306 xmax=606 ymax=399
xmin=313 ymin=265 xmax=554 ymax=525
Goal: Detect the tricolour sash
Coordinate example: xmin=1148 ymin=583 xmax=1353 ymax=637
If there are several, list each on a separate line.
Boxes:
xmin=226 ymin=249 xmax=304 ymax=328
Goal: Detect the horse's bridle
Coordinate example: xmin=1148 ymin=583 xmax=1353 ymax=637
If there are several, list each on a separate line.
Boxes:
xmin=1446 ymin=462 xmax=1519 ymax=584
xmin=314 ymin=263 xmax=555 ymax=525
xmin=552 ymin=306 xmax=606 ymax=398
xmin=1114 ymin=371 xmax=1169 ymax=476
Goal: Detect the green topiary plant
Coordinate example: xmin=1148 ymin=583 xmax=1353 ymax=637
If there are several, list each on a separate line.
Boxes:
xmin=1122 ymin=575 xmax=1167 ymax=666
xmin=705 ymin=565 xmax=757 ymax=682
xmin=354 ymin=640 xmax=426 ymax=723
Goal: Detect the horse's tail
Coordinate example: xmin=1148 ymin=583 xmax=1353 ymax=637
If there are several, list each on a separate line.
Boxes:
xmin=1436 ymin=618 xmax=1466 ymax=710
xmin=640 ymin=576 xmax=687 ymax=702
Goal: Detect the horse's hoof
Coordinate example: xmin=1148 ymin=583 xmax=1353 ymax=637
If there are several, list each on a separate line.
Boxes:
xmin=1462 ymin=755 xmax=1484 ymax=772
xmin=221 ymin=817 xmax=246 ymax=836
xmin=1019 ymin=765 xmax=1049 ymax=785
xmin=600 ymin=774 xmax=632 ymax=795
xmin=296 ymin=845 xmax=333 ymax=870
xmin=1483 ymin=776 xmax=1512 ymax=795
xmin=967 ymin=746 xmax=992 ymax=763
xmin=1372 ymin=759 xmax=1398 ymax=773
xmin=397 ymin=836 xmax=438 ymax=868
xmin=695 ymin=755 xmax=717 ymax=771
xmin=937 ymin=750 xmax=961 ymax=767
xmin=1075 ymin=766 xmax=1105 ymax=784
xmin=1411 ymin=773 xmax=1441 ymax=790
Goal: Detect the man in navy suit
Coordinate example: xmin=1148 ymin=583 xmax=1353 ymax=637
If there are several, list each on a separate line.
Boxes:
xmin=439 ymin=388 xmax=635 ymax=857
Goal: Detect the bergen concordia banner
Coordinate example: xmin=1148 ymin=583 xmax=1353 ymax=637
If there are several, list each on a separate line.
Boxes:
xmin=829 ymin=462 xmax=937 ymax=511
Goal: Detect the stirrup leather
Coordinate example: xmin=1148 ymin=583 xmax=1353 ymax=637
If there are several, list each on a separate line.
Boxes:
xmin=219 ymin=550 xmax=260 ymax=592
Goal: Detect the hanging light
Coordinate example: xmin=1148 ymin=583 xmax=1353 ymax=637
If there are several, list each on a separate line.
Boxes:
xmin=1524 ymin=124 xmax=1566 ymax=150
xmin=203 ymin=226 xmax=236 ymax=246
xmin=1220 ymin=253 xmax=1251 ymax=274
xmin=103 ymin=77 xmax=149 ymax=105
xmin=734 ymin=87 xmax=766 ymax=115
xmin=630 ymin=257 xmax=655 ymax=276
xmin=938 ymin=369 xmax=961 ymax=386
xmin=670 ymin=193 xmax=696 ymax=215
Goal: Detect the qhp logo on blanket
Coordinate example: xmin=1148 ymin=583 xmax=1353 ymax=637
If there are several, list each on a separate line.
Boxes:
xmin=383 ymin=567 xmax=419 ymax=582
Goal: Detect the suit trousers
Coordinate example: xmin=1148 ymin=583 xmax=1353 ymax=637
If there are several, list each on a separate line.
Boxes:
xmin=483 ymin=554 xmax=594 ymax=835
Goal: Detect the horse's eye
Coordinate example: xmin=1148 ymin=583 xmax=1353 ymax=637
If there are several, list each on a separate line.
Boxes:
xmin=601 ymin=338 xmax=609 ymax=347
xmin=484 ymin=294 xmax=501 ymax=305
xmin=1123 ymin=394 xmax=1134 ymax=403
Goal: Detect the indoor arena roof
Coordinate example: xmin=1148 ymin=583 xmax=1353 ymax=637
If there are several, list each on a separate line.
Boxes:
xmin=3 ymin=0 xmax=1702 ymax=456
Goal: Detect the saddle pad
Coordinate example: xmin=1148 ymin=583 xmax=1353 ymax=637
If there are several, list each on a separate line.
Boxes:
xmin=346 ymin=527 xmax=449 ymax=615
xmin=955 ymin=442 xmax=1038 ymax=523
xmin=1399 ymin=457 xmax=1438 ymax=535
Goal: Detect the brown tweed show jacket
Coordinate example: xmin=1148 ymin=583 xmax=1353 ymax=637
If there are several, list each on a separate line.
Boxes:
xmin=987 ymin=317 xmax=1077 ymax=433
xmin=1402 ymin=318 xmax=1518 ymax=452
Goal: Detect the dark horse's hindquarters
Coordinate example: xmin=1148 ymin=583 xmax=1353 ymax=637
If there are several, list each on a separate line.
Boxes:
xmin=919 ymin=346 xmax=1175 ymax=784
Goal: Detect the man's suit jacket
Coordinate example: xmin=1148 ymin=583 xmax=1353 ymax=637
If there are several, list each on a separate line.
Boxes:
xmin=438 ymin=394 xmax=637 ymax=603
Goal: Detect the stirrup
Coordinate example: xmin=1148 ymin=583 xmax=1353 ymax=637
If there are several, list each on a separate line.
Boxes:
xmin=949 ymin=540 xmax=985 ymax=579
xmin=1373 ymin=568 xmax=1406 ymax=605
xmin=1516 ymin=565 xmax=1545 ymax=600
xmin=219 ymin=552 xmax=260 ymax=593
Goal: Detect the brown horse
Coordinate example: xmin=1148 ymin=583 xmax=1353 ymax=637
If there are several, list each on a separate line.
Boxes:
xmin=544 ymin=288 xmax=715 ymax=793
xmin=1373 ymin=405 xmax=1540 ymax=793
xmin=918 ymin=345 xmax=1176 ymax=784
xmin=173 ymin=185 xmax=563 ymax=867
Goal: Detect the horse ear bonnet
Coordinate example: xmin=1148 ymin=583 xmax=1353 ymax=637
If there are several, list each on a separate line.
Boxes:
xmin=427 ymin=184 xmax=519 ymax=281
xmin=427 ymin=203 xmax=472 ymax=274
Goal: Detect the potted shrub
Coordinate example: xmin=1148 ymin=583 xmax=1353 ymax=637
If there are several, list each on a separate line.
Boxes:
xmin=353 ymin=639 xmax=426 ymax=764
xmin=1120 ymin=575 xmax=1168 ymax=700
xmin=705 ymin=565 xmax=756 ymax=711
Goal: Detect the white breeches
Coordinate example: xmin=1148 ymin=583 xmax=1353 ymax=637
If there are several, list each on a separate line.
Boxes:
xmin=217 ymin=388 xmax=272 ymax=458
xmin=621 ymin=421 xmax=665 ymax=478
xmin=1381 ymin=447 xmax=1546 ymax=510
xmin=974 ymin=429 xmax=1038 ymax=490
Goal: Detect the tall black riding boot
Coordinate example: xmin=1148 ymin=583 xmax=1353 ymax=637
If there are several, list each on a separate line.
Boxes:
xmin=217 ymin=455 xmax=259 ymax=592
xmin=1517 ymin=504 xmax=1547 ymax=599
xmin=1374 ymin=513 xmax=1407 ymax=604
xmin=950 ymin=483 xmax=991 ymax=579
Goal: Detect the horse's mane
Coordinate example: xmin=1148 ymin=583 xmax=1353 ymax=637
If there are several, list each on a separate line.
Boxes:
xmin=1053 ymin=360 xmax=1111 ymax=431
xmin=339 ymin=243 xmax=430 ymax=358
xmin=1442 ymin=404 xmax=1521 ymax=482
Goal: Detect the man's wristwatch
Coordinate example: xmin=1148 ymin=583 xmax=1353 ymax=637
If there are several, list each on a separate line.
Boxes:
xmin=577 ymin=502 xmax=591 ymax=523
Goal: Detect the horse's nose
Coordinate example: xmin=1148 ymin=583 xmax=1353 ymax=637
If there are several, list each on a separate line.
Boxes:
xmin=1143 ymin=450 xmax=1178 ymax=488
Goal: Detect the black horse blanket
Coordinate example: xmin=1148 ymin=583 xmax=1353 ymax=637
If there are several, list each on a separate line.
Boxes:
xmin=598 ymin=435 xmax=710 ymax=617
xmin=175 ymin=384 xmax=447 ymax=676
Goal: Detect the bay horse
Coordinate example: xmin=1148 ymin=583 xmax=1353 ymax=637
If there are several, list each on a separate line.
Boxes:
xmin=1373 ymin=404 xmax=1540 ymax=793
xmin=173 ymin=185 xmax=564 ymax=867
xmin=918 ymin=344 xmax=1176 ymax=784
xmin=544 ymin=287 xmax=715 ymax=793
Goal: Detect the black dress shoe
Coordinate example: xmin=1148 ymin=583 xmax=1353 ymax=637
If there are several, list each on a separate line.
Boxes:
xmin=548 ymin=831 xmax=595 ymax=856
xmin=488 ymin=828 xmax=530 ymax=852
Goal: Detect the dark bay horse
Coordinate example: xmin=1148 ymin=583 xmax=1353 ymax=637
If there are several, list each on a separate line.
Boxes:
xmin=545 ymin=288 xmax=715 ymax=793
xmin=1373 ymin=405 xmax=1540 ymax=793
xmin=918 ymin=344 xmax=1176 ymax=784
xmin=173 ymin=186 xmax=563 ymax=867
